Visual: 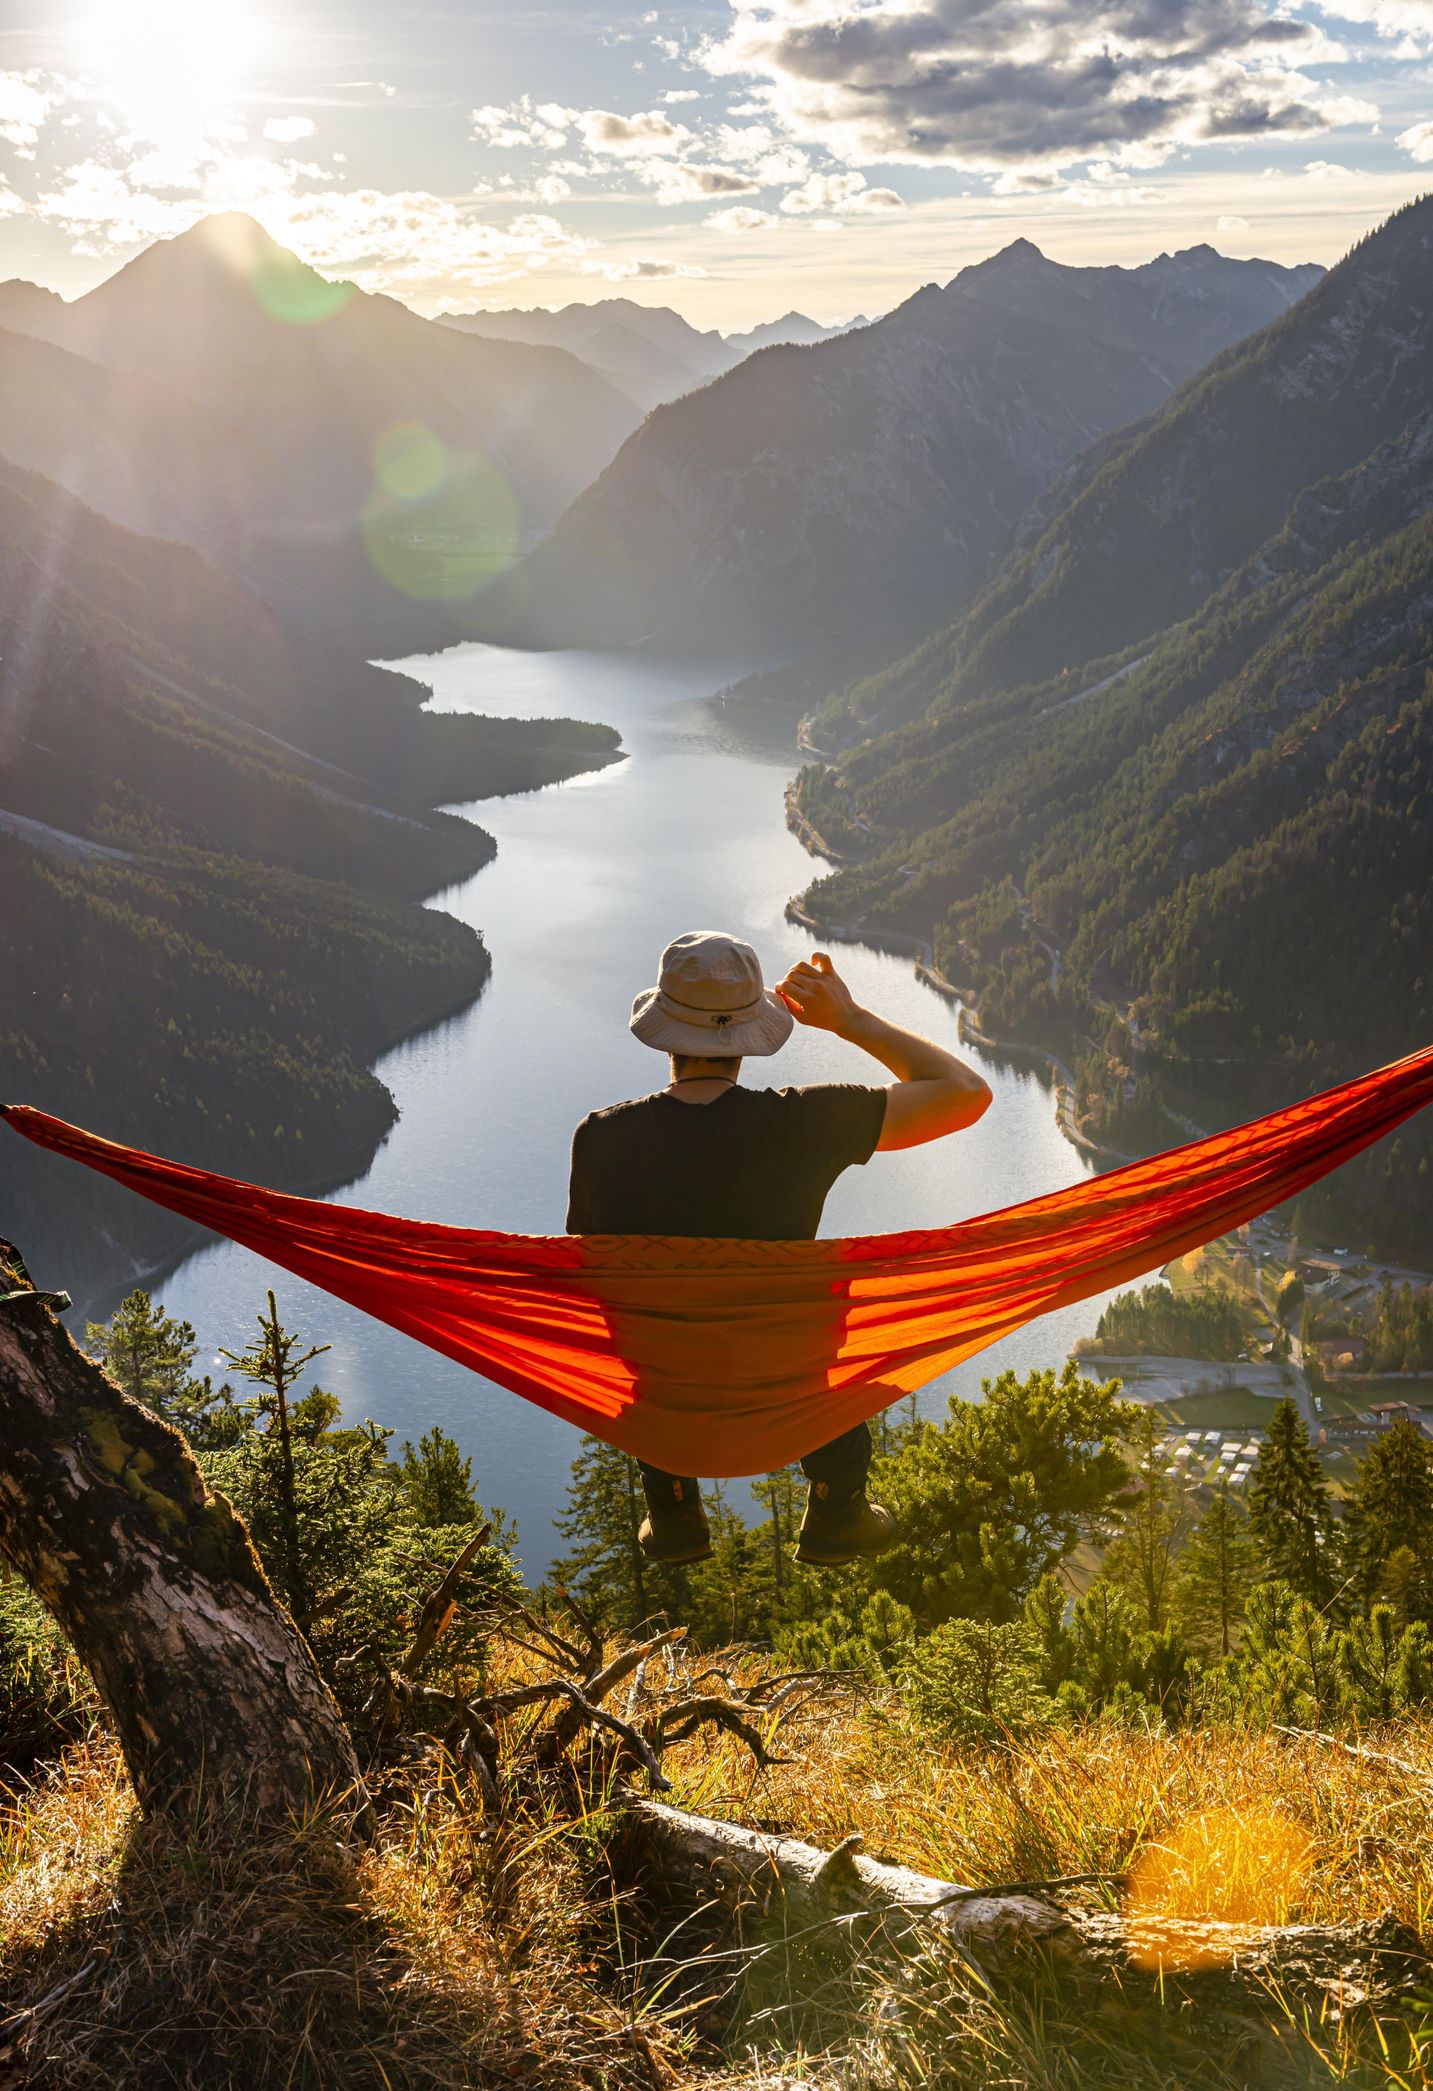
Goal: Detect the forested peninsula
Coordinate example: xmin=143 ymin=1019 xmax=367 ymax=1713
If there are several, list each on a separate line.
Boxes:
xmin=0 ymin=460 xmax=621 ymax=1304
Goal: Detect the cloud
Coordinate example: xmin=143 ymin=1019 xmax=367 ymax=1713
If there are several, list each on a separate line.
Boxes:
xmin=275 ymin=193 xmax=591 ymax=294
xmin=660 ymin=88 xmax=703 ymax=103
xmin=582 ymin=254 xmax=707 ymax=279
xmin=1399 ymin=116 xmax=1433 ymax=157
xmin=0 ymin=68 xmax=63 ymax=151
xmin=706 ymin=203 xmax=778 ymax=231
xmin=779 ymin=168 xmax=905 ymax=213
xmin=639 ymin=158 xmax=762 ymax=202
xmin=263 ymin=115 xmax=317 ymax=144
xmin=700 ymin=0 xmax=1378 ymax=175
xmin=36 ymin=159 xmax=201 ymax=247
xmin=575 ymin=107 xmax=692 ymax=155
xmin=1217 ymin=211 xmax=1252 ymax=228
xmin=1306 ymin=0 xmax=1433 ymax=45
xmin=533 ymin=172 xmax=572 ymax=201
xmin=472 ymin=97 xmax=575 ymax=149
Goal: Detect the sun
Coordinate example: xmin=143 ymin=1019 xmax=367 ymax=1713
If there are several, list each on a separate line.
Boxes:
xmin=77 ymin=0 xmax=261 ymax=123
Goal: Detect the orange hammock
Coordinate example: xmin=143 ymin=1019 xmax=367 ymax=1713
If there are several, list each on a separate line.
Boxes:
xmin=6 ymin=1047 xmax=1433 ymax=1476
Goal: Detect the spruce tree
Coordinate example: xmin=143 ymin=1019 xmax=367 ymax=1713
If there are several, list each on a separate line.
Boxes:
xmin=1101 ymin=1405 xmax=1187 ymax=1631
xmin=1248 ymin=1396 xmax=1332 ymax=1601
xmin=1343 ymin=1419 xmax=1433 ymax=1617
xmin=549 ymin=1436 xmax=688 ymax=1631
xmin=86 ymin=1289 xmax=233 ymax=1443
xmin=400 ymin=1425 xmax=479 ymax=1528
xmin=1177 ymin=1483 xmax=1256 ymax=1656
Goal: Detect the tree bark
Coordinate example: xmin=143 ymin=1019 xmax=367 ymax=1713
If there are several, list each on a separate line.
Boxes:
xmin=0 ymin=1241 xmax=362 ymax=1825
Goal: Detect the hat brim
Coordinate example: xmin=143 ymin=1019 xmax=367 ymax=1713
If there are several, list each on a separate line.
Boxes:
xmin=630 ymin=986 xmax=794 ymax=1057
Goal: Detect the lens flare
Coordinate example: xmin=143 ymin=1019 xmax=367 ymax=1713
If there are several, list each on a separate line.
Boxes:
xmin=1125 ymin=1806 xmax=1313 ymax=1970
xmin=250 ymin=246 xmax=354 ymax=328
xmin=373 ymin=423 xmax=449 ymax=502
xmin=362 ymin=448 xmax=520 ymax=602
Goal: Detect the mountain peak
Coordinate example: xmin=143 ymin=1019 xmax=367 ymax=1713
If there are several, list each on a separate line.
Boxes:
xmin=953 ymin=237 xmax=1052 ymax=286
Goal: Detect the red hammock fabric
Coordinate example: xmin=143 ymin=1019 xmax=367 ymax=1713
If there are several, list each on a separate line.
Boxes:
xmin=6 ymin=1048 xmax=1432 ymax=1475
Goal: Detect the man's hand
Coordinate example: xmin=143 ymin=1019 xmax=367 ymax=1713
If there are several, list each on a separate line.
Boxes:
xmin=776 ymin=952 xmax=862 ymax=1034
xmin=778 ymin=949 xmax=992 ymax=1150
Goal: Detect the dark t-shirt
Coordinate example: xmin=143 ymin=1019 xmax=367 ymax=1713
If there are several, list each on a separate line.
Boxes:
xmin=566 ymin=1082 xmax=887 ymax=1239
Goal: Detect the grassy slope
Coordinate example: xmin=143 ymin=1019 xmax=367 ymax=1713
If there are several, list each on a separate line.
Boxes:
xmin=5 ymin=1681 xmax=1433 ymax=2089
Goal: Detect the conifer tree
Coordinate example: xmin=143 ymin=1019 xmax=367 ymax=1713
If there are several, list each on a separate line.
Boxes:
xmin=549 ymin=1436 xmax=688 ymax=1631
xmin=1177 ymin=1483 xmax=1257 ymax=1656
xmin=86 ymin=1289 xmax=233 ymax=1443
xmin=1342 ymin=1418 xmax=1433 ymax=1617
xmin=400 ymin=1425 xmax=479 ymax=1528
xmin=1247 ymin=1396 xmax=1332 ymax=1601
xmin=1101 ymin=1405 xmax=1187 ymax=1631
xmin=218 ymin=1293 xmax=331 ymax=1634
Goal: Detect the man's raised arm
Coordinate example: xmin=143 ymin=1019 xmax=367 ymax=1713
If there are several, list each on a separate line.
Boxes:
xmin=776 ymin=952 xmax=992 ymax=1151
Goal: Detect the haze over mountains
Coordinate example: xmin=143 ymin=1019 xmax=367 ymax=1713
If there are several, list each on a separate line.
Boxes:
xmin=791 ymin=194 xmax=1433 ymax=1247
xmin=488 ymin=241 xmax=1322 ymax=658
xmin=0 ymin=213 xmax=645 ymax=649
xmin=0 ymin=446 xmax=617 ymax=1297
xmin=438 ymin=297 xmax=863 ymax=412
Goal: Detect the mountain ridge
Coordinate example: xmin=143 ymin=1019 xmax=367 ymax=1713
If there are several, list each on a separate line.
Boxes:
xmin=480 ymin=239 xmax=1325 ymax=658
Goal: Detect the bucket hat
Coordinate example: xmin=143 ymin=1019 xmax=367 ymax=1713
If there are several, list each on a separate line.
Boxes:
xmin=630 ymin=930 xmax=794 ymax=1058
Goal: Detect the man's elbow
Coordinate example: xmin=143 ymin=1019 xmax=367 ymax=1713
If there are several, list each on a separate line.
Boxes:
xmin=955 ymin=1075 xmax=993 ymax=1129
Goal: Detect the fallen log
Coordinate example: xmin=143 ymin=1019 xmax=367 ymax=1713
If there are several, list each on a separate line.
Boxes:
xmin=620 ymin=1798 xmax=1428 ymax=2007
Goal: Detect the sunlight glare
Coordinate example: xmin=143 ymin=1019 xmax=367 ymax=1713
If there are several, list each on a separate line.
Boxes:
xmin=77 ymin=0 xmax=261 ymax=124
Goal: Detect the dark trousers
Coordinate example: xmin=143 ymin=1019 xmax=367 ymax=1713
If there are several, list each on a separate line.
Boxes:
xmin=639 ymin=1420 xmax=872 ymax=1513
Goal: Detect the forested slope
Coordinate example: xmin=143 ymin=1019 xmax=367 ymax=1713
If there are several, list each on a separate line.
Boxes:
xmin=489 ymin=242 xmax=1318 ymax=658
xmin=0 ymin=460 xmax=620 ymax=1300
xmin=792 ymin=198 xmax=1433 ymax=1251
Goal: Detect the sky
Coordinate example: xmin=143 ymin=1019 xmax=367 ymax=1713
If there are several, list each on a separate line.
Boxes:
xmin=0 ymin=0 xmax=1428 ymax=331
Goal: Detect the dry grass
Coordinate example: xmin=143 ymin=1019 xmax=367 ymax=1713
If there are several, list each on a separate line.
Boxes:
xmin=0 ymin=1732 xmax=698 ymax=2091
xmin=658 ymin=1693 xmax=1433 ymax=1939
xmin=7 ymin=1673 xmax=1433 ymax=2089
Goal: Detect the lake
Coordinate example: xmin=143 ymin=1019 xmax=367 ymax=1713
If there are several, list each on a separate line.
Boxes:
xmin=153 ymin=644 xmax=1121 ymax=1572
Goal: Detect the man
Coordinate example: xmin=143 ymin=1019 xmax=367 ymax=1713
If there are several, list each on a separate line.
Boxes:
xmin=566 ymin=931 xmax=991 ymax=1567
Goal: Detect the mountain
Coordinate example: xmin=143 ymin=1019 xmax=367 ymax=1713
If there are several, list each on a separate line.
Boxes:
xmin=789 ymin=196 xmax=1433 ymax=1251
xmin=724 ymin=311 xmax=865 ymax=354
xmin=483 ymin=241 xmax=1323 ymax=657
xmin=439 ymin=294 xmax=735 ymax=410
xmin=0 ymin=457 xmax=619 ymax=1301
xmin=0 ymin=215 xmax=645 ymax=648
xmin=437 ymin=298 xmax=863 ymax=411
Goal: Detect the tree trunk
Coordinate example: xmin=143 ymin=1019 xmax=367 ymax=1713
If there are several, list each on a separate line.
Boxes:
xmin=0 ymin=1242 xmax=362 ymax=1825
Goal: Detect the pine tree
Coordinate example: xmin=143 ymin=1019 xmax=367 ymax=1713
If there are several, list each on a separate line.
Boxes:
xmin=400 ymin=1426 xmax=479 ymax=1528
xmin=1101 ymin=1406 xmax=1188 ymax=1631
xmin=86 ymin=1289 xmax=233 ymax=1442
xmin=1248 ymin=1396 xmax=1332 ymax=1601
xmin=1342 ymin=1419 xmax=1433 ymax=1616
xmin=218 ymin=1292 xmax=331 ymax=1633
xmin=549 ymin=1437 xmax=688 ymax=1631
xmin=1177 ymin=1484 xmax=1257 ymax=1656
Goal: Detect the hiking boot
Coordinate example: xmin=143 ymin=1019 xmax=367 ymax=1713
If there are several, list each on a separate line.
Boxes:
xmin=637 ymin=1478 xmax=713 ymax=1565
xmin=795 ymin=1483 xmax=896 ymax=1566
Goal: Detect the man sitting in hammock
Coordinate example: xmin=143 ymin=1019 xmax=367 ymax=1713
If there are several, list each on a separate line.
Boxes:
xmin=567 ymin=931 xmax=992 ymax=1567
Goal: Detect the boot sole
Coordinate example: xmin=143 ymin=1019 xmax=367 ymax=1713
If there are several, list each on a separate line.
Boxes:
xmin=639 ymin=1541 xmax=715 ymax=1565
xmin=794 ymin=1543 xmax=865 ymax=1566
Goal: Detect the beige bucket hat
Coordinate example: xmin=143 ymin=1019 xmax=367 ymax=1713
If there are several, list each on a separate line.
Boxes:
xmin=630 ymin=930 xmax=794 ymax=1058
